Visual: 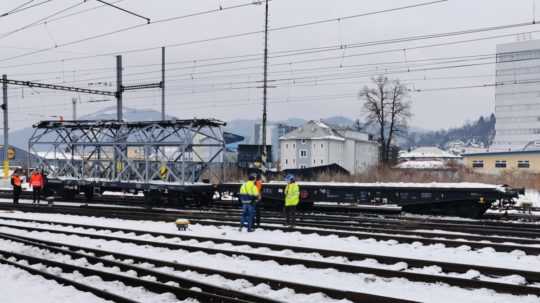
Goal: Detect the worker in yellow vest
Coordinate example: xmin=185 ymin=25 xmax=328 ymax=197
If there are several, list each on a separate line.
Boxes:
xmin=284 ymin=175 xmax=300 ymax=228
xmin=238 ymin=175 xmax=259 ymax=232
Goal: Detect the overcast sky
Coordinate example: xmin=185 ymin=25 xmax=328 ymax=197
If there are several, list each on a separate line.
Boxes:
xmin=0 ymin=0 xmax=537 ymax=131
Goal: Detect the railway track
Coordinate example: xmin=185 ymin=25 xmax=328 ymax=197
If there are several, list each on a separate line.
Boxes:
xmin=2 ymin=202 xmax=540 ymax=255
xmin=0 ymin=230 xmax=413 ymax=303
xmin=0 ymin=238 xmax=257 ymax=303
xmin=0 ymin=213 xmax=539 ymax=300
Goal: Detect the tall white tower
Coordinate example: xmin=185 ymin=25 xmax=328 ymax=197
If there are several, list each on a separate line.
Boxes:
xmin=492 ymin=39 xmax=540 ymax=151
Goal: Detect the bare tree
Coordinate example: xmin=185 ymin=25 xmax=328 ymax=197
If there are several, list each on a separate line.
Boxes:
xmin=359 ymin=75 xmax=411 ymax=164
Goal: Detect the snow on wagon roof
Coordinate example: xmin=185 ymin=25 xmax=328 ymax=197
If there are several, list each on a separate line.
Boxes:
xmin=268 ymin=181 xmax=506 ymax=191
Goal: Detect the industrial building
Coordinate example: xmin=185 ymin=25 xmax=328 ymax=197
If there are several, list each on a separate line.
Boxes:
xmin=253 ymin=122 xmax=296 ymax=162
xmin=279 ymin=120 xmax=379 ymax=174
xmin=463 ymin=150 xmax=540 ymax=174
xmin=492 ymin=39 xmax=540 ymax=151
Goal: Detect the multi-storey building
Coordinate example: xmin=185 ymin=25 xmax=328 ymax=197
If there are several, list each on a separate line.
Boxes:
xmin=492 ymin=39 xmax=540 ymax=151
xmin=279 ymin=120 xmax=379 ymax=174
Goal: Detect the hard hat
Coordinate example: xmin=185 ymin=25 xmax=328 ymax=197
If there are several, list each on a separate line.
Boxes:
xmin=285 ymin=174 xmax=295 ymax=182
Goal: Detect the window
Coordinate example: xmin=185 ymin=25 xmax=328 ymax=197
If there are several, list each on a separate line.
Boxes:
xmin=300 ymin=165 xmax=307 ymax=169
xmin=285 ymin=144 xmax=288 ymax=149
xmin=472 ymin=160 xmax=484 ymax=168
xmin=301 ymin=139 xmax=307 ymax=144
xmin=293 ymin=143 xmax=296 ymax=148
xmin=299 ymin=150 xmax=308 ymax=158
xmin=495 ymin=160 xmax=507 ymax=168
xmin=313 ymin=160 xmax=316 ymax=164
xmin=420 ymin=192 xmax=433 ymax=199
xmin=285 ymin=159 xmax=288 ymax=164
xmin=321 ymin=144 xmax=324 ymax=149
xmin=518 ymin=160 xmax=530 ymax=168
xmin=320 ymin=160 xmax=324 ymax=164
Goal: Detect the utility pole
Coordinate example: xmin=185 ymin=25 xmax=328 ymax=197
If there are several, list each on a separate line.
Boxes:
xmin=261 ymin=0 xmax=269 ymax=169
xmin=2 ymin=74 xmax=8 ymax=179
xmin=116 ymin=55 xmax=123 ymax=121
xmin=161 ymin=46 xmax=165 ymax=120
xmin=72 ymin=97 xmax=77 ymax=120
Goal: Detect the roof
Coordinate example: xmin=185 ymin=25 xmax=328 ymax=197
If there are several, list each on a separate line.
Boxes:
xmin=463 ymin=150 xmax=540 ymax=157
xmin=280 ymin=120 xmax=345 ymax=141
xmin=34 ymin=119 xmax=226 ymax=129
xmin=399 ymin=146 xmax=461 ymax=159
xmin=279 ymin=120 xmax=373 ymax=143
xmin=395 ymin=160 xmax=448 ymax=170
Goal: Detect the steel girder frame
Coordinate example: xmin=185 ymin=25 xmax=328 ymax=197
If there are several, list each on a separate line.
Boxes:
xmin=27 ymin=120 xmax=226 ymax=184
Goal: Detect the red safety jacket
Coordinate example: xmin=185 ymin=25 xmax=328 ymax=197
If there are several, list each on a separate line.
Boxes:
xmin=11 ymin=175 xmax=21 ymax=187
xmin=30 ymin=173 xmax=43 ymax=188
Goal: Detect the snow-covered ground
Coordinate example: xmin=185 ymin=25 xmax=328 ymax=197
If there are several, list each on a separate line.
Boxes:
xmin=516 ymin=189 xmax=540 ymax=208
xmin=0 ymin=262 xmax=111 ymax=303
xmin=0 ymin=211 xmax=538 ymax=303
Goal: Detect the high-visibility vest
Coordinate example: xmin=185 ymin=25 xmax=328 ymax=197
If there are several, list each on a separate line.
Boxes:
xmin=239 ymin=181 xmax=259 ymax=203
xmin=30 ymin=173 xmax=43 ymax=187
xmin=11 ymin=175 xmax=21 ymax=187
xmin=284 ymin=182 xmax=300 ymax=206
xmin=255 ymin=180 xmax=263 ymax=195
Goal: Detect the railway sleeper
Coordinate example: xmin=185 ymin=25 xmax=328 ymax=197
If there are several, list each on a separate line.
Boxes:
xmin=1 ymin=216 xmax=540 ymax=283
xmin=0 ymin=224 xmax=539 ymax=297
xmin=0 ymin=232 xmax=413 ymax=303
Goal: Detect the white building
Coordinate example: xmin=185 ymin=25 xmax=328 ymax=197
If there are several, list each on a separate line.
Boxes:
xmin=396 ymin=146 xmax=462 ymax=170
xmin=279 ymin=120 xmax=379 ymax=174
xmin=492 ymin=39 xmax=540 ymax=151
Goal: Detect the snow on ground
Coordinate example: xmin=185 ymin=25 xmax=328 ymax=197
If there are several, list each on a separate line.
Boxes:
xmin=0 ymin=226 xmax=536 ymax=303
xmin=0 ymin=262 xmax=111 ymax=303
xmin=0 ymin=239 xmax=195 ymax=303
xmin=0 ymin=237 xmax=345 ymax=303
xmin=516 ymin=189 xmax=540 ymax=208
xmin=0 ymin=212 xmax=538 ymax=302
xmin=0 ymin=212 xmax=539 ymax=272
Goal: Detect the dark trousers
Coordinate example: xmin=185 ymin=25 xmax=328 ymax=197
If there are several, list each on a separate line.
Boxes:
xmin=240 ymin=203 xmax=255 ymax=231
xmin=13 ymin=186 xmax=21 ymax=204
xmin=252 ymin=203 xmax=261 ymax=227
xmin=32 ymin=187 xmax=42 ymax=203
xmin=285 ymin=205 xmax=296 ymax=226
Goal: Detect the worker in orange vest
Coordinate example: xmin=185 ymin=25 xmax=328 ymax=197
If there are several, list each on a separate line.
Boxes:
xmin=252 ymin=174 xmax=263 ymax=228
xmin=30 ymin=169 xmax=44 ymax=205
xmin=10 ymin=169 xmax=22 ymax=204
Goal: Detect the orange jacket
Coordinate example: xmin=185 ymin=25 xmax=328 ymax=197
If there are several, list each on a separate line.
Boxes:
xmin=11 ymin=175 xmax=21 ymax=187
xmin=30 ymin=173 xmax=43 ymax=187
xmin=255 ymin=180 xmax=263 ymax=197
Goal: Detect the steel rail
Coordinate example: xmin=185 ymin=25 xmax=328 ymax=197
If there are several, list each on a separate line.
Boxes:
xmin=0 ymin=231 xmax=412 ymax=303
xmin=2 ymin=215 xmax=540 ymax=283
xmin=0 ymin=257 xmax=140 ymax=303
xmin=1 ymin=221 xmax=539 ymax=297
xmin=1 ymin=204 xmax=539 ymax=254
xmin=0 ymin=248 xmax=250 ymax=303
xmin=0 ymin=233 xmax=280 ymax=303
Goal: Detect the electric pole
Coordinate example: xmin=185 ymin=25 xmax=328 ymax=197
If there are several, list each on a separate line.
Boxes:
xmin=72 ymin=97 xmax=77 ymax=120
xmin=161 ymin=46 xmax=166 ymax=121
xmin=116 ymin=55 xmax=123 ymax=121
xmin=2 ymin=74 xmax=8 ymax=179
xmin=261 ymin=0 xmax=269 ymax=169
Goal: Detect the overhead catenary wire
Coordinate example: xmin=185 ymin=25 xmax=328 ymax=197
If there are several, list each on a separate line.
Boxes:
xmin=0 ymin=0 xmax=447 ymax=63
xmin=0 ymin=0 xmax=53 ymax=18
xmin=0 ymin=1 xmax=86 ymax=41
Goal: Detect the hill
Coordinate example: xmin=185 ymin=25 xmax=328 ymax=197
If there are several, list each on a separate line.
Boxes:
xmin=404 ymin=114 xmax=496 ymax=149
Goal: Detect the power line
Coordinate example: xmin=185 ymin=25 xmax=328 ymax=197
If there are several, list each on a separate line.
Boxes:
xmin=0 ymin=0 xmax=446 ymax=63
xmin=0 ymin=0 xmax=86 ymax=41
xmin=0 ymin=0 xmax=52 ymax=18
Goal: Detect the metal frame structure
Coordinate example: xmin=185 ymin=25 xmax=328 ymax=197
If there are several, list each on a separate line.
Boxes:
xmin=28 ymin=119 xmax=226 ymax=187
